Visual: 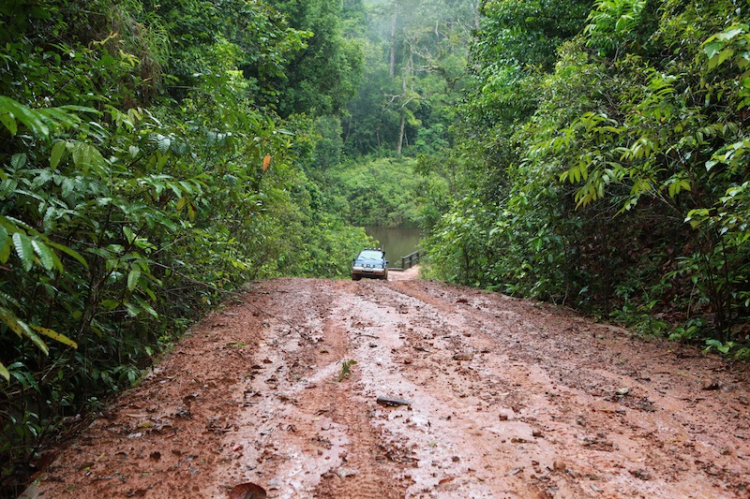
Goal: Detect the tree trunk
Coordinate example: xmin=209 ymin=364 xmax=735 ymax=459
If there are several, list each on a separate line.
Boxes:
xmin=397 ymin=72 xmax=407 ymax=155
xmin=397 ymin=112 xmax=405 ymax=155
xmin=390 ymin=1 xmax=397 ymax=77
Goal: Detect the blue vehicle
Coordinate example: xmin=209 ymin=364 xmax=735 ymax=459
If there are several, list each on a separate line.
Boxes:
xmin=352 ymin=248 xmax=388 ymax=281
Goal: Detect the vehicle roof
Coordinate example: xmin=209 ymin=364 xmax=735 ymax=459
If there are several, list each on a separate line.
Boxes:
xmin=357 ymin=249 xmax=385 ymax=260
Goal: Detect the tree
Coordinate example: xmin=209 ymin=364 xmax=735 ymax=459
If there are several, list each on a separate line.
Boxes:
xmin=264 ymin=0 xmax=364 ymax=117
xmin=343 ymin=0 xmax=476 ymax=155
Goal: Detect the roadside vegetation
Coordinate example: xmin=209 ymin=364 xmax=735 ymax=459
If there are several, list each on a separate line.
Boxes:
xmin=423 ymin=0 xmax=750 ymax=360
xmin=2 ymin=0 xmax=750 ymax=494
xmin=0 ymin=0 xmax=368 ymax=491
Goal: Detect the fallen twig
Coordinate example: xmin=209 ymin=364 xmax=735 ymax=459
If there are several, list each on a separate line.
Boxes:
xmin=356 ymin=333 xmax=379 ymax=339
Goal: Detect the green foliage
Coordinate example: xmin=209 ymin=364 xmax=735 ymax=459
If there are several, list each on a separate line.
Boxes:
xmin=0 ymin=0 xmax=370 ymax=492
xmin=476 ymin=0 xmax=591 ymax=71
xmin=701 ymin=338 xmax=750 ymax=359
xmin=264 ymin=0 xmax=364 ymax=117
xmin=343 ymin=0 xmax=474 ymax=156
xmin=338 ymin=358 xmax=357 ymax=381
xmin=327 ymin=156 xmax=424 ymax=227
xmin=325 ymin=0 xmax=476 ymax=250
xmin=425 ymin=0 xmax=750 ymax=354
xmin=585 ymin=0 xmax=648 ymax=57
xmin=311 ymin=116 xmax=345 ymax=170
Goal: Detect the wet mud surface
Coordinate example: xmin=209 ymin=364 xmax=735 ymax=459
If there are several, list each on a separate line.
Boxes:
xmin=21 ymin=273 xmax=750 ymax=498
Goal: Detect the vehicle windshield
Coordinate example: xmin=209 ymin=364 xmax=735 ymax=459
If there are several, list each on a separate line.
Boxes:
xmin=357 ymin=250 xmax=383 ymax=261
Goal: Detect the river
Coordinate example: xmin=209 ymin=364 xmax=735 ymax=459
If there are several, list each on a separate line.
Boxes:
xmin=363 ymin=226 xmax=422 ymax=268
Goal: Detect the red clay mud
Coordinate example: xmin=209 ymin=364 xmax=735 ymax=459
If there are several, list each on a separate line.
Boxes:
xmin=20 ymin=273 xmax=750 ymax=498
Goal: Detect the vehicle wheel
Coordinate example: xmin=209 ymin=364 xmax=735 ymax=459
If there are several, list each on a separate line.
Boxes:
xmin=352 ymin=275 xmax=361 ymax=281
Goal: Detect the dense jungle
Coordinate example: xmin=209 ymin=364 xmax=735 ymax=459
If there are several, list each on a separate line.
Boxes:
xmin=2 ymin=0 xmax=750 ymax=495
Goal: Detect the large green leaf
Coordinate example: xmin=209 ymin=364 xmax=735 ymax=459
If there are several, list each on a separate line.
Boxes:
xmin=0 ymin=109 xmax=17 ymax=135
xmin=12 ymin=232 xmax=34 ymax=271
xmin=0 ymin=239 xmax=9 ymax=264
xmin=11 ymin=153 xmax=27 ymax=168
xmin=31 ymin=239 xmax=57 ymax=272
xmin=134 ymin=296 xmax=158 ymax=318
xmin=127 ymin=268 xmax=141 ymax=291
xmin=154 ymin=134 xmax=171 ymax=153
xmin=704 ymin=40 xmax=723 ymax=60
xmin=39 ymin=108 xmax=81 ymax=129
xmin=0 ymin=362 xmax=8 ymax=382
xmin=0 ymin=226 xmax=8 ymax=256
xmin=0 ymin=96 xmax=49 ymax=137
xmin=0 ymin=307 xmax=49 ymax=355
xmin=50 ymin=140 xmax=67 ymax=168
xmin=69 ymin=141 xmax=107 ymax=173
xmin=30 ymin=325 xmax=78 ymax=349
xmin=47 ymin=241 xmax=88 ymax=268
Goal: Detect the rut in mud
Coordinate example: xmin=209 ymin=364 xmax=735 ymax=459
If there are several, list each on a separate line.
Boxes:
xmin=22 ymin=275 xmax=750 ymax=498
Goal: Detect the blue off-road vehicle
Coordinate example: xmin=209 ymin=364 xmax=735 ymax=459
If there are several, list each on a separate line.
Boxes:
xmin=351 ymin=248 xmax=388 ymax=281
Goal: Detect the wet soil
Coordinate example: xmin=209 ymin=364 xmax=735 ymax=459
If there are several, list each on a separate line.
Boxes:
xmin=20 ymin=272 xmax=750 ymax=498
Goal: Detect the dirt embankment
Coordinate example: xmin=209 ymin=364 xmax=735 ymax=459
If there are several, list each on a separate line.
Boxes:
xmin=20 ymin=274 xmax=750 ymax=498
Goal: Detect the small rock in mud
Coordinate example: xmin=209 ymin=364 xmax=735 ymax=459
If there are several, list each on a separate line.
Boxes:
xmin=553 ymin=460 xmax=566 ymax=472
xmin=229 ymin=482 xmax=267 ymax=499
xmin=453 ymin=352 xmax=473 ymax=361
xmin=532 ymin=430 xmax=543 ymax=438
xmin=498 ymin=414 xmax=509 ymax=421
xmin=630 ymin=469 xmax=651 ymax=480
xmin=702 ymin=380 xmax=723 ymax=391
xmin=438 ymin=476 xmax=456 ymax=485
xmin=376 ymin=396 xmax=412 ymax=407
xmin=334 ymin=466 xmax=359 ymax=479
xmin=635 ymin=397 xmax=656 ymax=412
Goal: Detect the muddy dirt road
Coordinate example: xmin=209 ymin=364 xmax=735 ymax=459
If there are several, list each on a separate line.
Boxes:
xmin=22 ymin=275 xmax=750 ymax=498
